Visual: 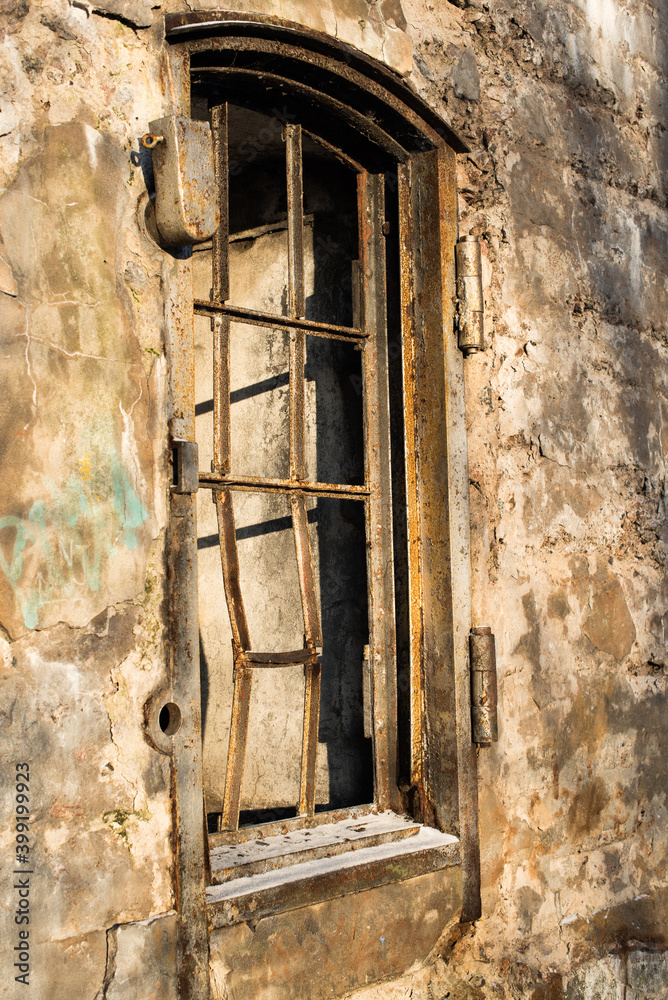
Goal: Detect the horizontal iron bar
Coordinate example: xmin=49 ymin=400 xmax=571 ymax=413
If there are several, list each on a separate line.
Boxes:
xmin=194 ymin=300 xmax=367 ymax=342
xmin=199 ymin=473 xmax=369 ymax=499
xmin=239 ymin=649 xmax=318 ymax=667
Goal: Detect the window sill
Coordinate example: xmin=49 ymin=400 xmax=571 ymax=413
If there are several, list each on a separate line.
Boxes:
xmin=206 ymin=811 xmax=460 ymax=927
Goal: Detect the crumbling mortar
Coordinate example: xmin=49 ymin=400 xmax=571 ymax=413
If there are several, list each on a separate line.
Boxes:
xmin=94 ymin=922 xmax=119 ymax=1000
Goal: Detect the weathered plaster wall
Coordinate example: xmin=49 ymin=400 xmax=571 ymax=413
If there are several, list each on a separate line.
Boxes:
xmin=400 ymin=0 xmax=668 ymax=988
xmin=0 ymin=5 xmax=174 ymax=997
xmin=1 ymin=0 xmax=667 ymax=996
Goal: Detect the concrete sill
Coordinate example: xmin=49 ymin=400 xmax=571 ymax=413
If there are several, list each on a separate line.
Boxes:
xmin=206 ymin=815 xmax=460 ymax=928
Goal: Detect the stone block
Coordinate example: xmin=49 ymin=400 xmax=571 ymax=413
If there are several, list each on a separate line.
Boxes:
xmin=104 ymin=912 xmax=177 ymax=1000
xmin=209 ymin=867 xmax=461 ymax=1000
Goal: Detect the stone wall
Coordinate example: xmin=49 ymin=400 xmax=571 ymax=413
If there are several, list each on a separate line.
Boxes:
xmin=0 ymin=5 xmax=173 ymax=997
xmin=1 ymin=0 xmax=667 ymax=997
xmin=400 ymin=0 xmax=668 ymax=983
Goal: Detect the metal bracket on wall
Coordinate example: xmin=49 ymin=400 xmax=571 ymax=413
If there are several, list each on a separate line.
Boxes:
xmin=172 ymin=439 xmax=199 ymax=495
xmin=455 ymin=235 xmax=484 ymax=355
xmin=469 ymin=627 xmax=498 ymax=745
xmin=144 ymin=115 xmax=219 ymax=246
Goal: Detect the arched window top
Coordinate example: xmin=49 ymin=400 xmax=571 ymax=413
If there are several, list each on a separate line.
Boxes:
xmin=165 ymin=10 xmax=467 ymax=169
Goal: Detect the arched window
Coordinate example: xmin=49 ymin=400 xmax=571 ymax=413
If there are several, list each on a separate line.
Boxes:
xmin=151 ymin=15 xmax=479 ymax=998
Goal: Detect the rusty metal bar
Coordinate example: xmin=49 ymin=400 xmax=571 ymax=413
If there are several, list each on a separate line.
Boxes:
xmin=284 ymin=124 xmax=322 ymax=817
xmin=397 ymin=162 xmax=424 ymax=798
xmin=287 ymin=127 xmax=306 ymax=484
xmin=215 ymin=490 xmax=251 ymax=652
xmin=303 ymin=129 xmax=364 ymax=174
xmin=285 ymin=123 xmax=305 ymax=320
xmin=358 ymin=171 xmax=400 ymax=814
xmin=299 ymin=658 xmax=321 ymax=816
xmin=362 ymin=644 xmax=373 ymax=739
xmin=194 ymin=300 xmax=366 ymax=343
xmin=241 ymin=649 xmax=315 ymax=666
xmin=289 ymin=331 xmax=305 ymax=481
xmin=210 ymin=105 xmax=230 ymax=476
xmin=210 ymin=99 xmax=253 ymax=837
xmin=291 ymin=496 xmax=322 ymax=648
xmin=212 ymin=315 xmax=230 ymax=474
xmin=292 ymin=494 xmax=322 ymax=817
xmin=220 ymin=664 xmax=253 ymax=832
xmin=215 ymin=490 xmax=253 ymax=831
xmin=211 ymin=103 xmax=229 ymax=302
xmin=200 ymin=472 xmax=369 ymax=500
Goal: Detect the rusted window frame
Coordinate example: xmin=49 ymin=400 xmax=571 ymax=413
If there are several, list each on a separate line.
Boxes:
xmin=160 ymin=15 xmax=480 ymax=1000
xmin=201 ymin=116 xmax=394 ymax=834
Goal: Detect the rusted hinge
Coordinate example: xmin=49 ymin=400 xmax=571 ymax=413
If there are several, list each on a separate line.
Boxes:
xmin=172 ymin=439 xmax=199 ymax=495
xmin=455 ymin=235 xmax=484 ymax=356
xmin=469 ymin=626 xmax=498 ymax=745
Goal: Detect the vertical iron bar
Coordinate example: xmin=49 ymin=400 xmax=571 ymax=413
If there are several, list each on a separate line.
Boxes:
xmin=215 ymin=490 xmax=252 ymax=832
xmin=289 ymin=331 xmax=306 ymax=481
xmin=212 ymin=103 xmax=249 ymax=831
xmin=397 ymin=162 xmax=424 ymax=797
xmin=286 ymin=125 xmax=321 ymax=815
xmin=211 ymin=103 xmax=229 ymax=303
xmin=215 ymin=490 xmax=251 ymax=652
xmin=211 ymin=105 xmax=230 ymax=476
xmin=299 ymin=658 xmax=321 ymax=816
xmin=358 ymin=171 xmax=400 ymax=813
xmin=285 ymin=123 xmax=305 ymax=319
xmin=292 ymin=491 xmax=322 ymax=818
xmin=291 ymin=495 xmax=322 ymax=649
xmin=287 ymin=125 xmax=306 ymax=481
xmin=212 ymin=315 xmax=230 ymax=474
xmin=220 ymin=664 xmax=252 ymax=832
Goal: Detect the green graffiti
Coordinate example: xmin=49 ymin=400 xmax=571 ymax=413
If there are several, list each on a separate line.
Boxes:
xmin=0 ymin=453 xmax=148 ymax=629
xmin=112 ymin=463 xmax=147 ymax=552
xmin=0 ymin=516 xmax=32 ymax=583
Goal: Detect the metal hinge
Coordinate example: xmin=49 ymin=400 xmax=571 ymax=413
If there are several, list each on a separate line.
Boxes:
xmin=455 ymin=235 xmax=484 ymax=356
xmin=469 ymin=626 xmax=498 ymax=745
xmin=171 ymin=439 xmax=199 ymax=495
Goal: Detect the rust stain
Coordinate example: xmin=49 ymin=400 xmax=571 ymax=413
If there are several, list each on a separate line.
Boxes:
xmin=567 ymin=776 xmax=609 ymax=838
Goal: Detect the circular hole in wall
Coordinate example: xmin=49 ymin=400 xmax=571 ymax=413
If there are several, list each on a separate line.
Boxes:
xmin=159 ymin=702 xmax=182 ymax=736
